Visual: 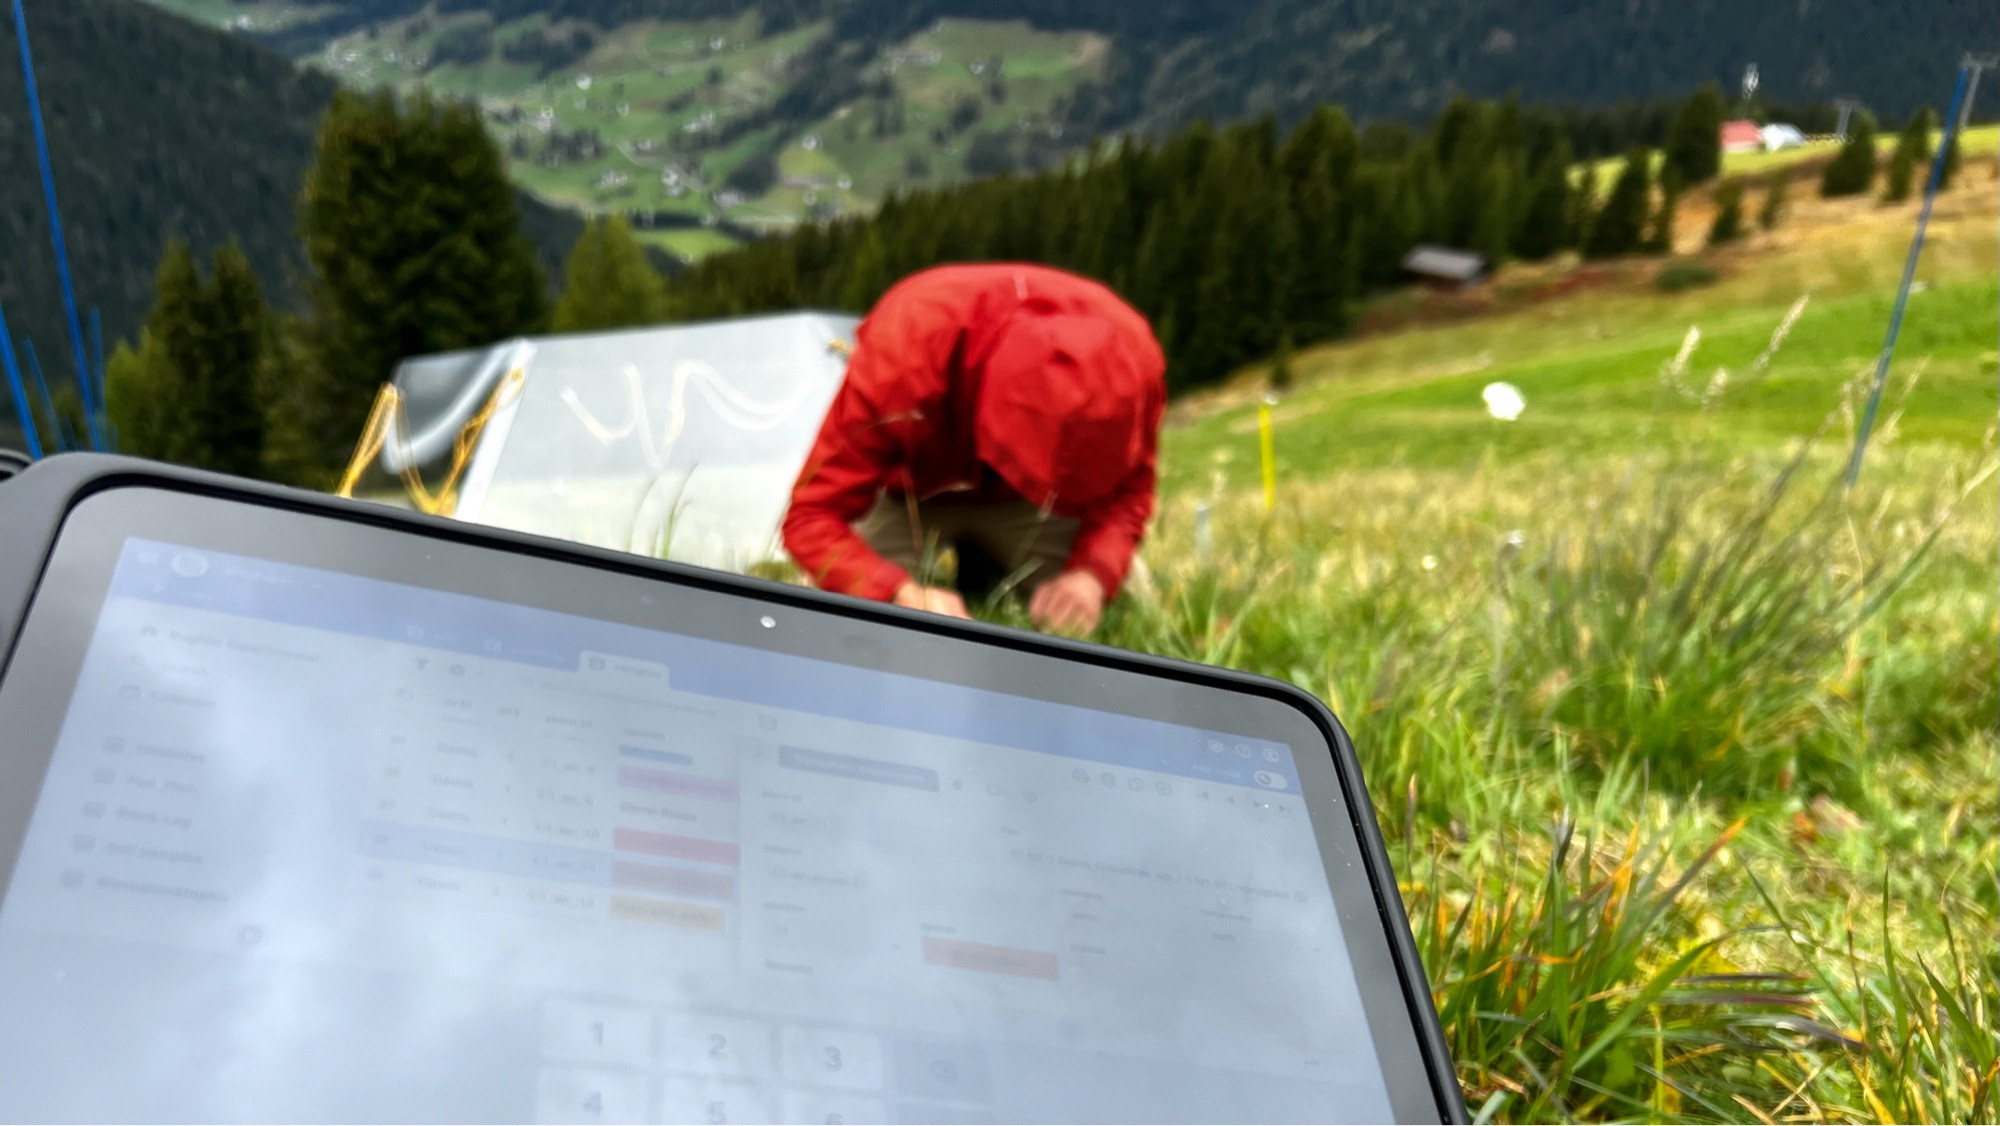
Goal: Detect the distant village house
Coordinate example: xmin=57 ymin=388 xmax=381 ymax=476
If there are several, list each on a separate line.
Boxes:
xmin=1401 ymin=245 xmax=1486 ymax=290
xmin=1720 ymin=120 xmax=1764 ymax=153
xmin=1721 ymin=119 xmax=1806 ymax=153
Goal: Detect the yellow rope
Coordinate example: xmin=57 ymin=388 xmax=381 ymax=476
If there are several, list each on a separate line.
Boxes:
xmin=334 ymin=384 xmax=401 ymax=500
xmin=332 ymin=366 xmax=527 ymax=517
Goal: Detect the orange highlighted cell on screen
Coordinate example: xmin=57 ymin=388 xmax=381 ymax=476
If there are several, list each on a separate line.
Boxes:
xmin=612 ymin=827 xmax=740 ymax=866
xmin=609 ymin=894 xmax=726 ymax=932
xmin=923 ymin=936 xmax=1059 ymax=981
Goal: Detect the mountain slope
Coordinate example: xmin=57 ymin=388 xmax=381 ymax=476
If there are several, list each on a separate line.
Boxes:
xmin=148 ymin=0 xmax=1994 ymax=257
xmin=1111 ymin=0 xmax=1996 ymax=135
xmin=172 ymin=0 xmax=1995 ymax=131
xmin=0 ymin=0 xmax=581 ymax=429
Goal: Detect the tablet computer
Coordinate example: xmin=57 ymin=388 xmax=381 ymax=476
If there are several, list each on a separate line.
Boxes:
xmin=0 ymin=455 xmax=1463 ymax=1124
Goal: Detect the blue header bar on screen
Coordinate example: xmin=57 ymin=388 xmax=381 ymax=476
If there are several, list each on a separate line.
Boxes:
xmin=106 ymin=540 xmax=1302 ymax=792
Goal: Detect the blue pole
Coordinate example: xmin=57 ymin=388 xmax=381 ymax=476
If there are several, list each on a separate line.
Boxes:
xmin=88 ymin=305 xmax=107 ymax=446
xmin=11 ymin=0 xmax=103 ymax=450
xmin=21 ymin=338 xmax=71 ymax=451
xmin=0 ymin=303 xmax=42 ymax=458
xmin=1846 ymin=67 xmax=1972 ymax=485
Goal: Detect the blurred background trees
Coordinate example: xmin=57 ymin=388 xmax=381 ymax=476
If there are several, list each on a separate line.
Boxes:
xmin=1820 ymin=113 xmax=1880 ymax=197
xmin=87 ymin=77 xmax=1836 ymax=478
xmin=293 ymin=88 xmax=547 ymax=473
xmin=551 ymin=216 xmax=667 ymax=333
xmin=104 ymin=240 xmax=269 ymax=476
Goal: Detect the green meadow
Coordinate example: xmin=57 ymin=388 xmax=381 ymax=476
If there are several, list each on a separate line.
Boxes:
xmin=290 ymin=8 xmax=1104 ymax=241
xmin=1060 ymin=168 xmax=1998 ymax=1121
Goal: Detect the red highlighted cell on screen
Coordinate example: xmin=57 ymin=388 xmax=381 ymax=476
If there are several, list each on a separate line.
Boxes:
xmin=923 ymin=936 xmax=1059 ymax=981
xmin=616 ymin=765 xmax=737 ymax=802
xmin=612 ymin=827 xmax=740 ymax=866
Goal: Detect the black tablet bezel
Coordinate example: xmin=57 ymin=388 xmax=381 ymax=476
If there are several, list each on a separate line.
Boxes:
xmin=0 ymin=453 xmax=1466 ymax=1124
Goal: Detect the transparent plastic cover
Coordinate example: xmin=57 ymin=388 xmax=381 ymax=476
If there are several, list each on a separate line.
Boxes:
xmin=396 ymin=313 xmax=858 ymax=569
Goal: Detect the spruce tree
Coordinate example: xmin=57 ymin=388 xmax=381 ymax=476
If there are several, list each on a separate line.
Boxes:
xmin=1565 ymin=163 xmax=1600 ymax=249
xmin=1759 ymin=168 xmax=1789 ymax=229
xmin=1287 ymin=148 xmax=1350 ymax=340
xmin=296 ymin=89 xmax=547 ymax=470
xmin=1644 ymin=170 xmax=1681 ymax=254
xmin=1708 ymin=178 xmax=1745 ymax=245
xmin=255 ymin=320 xmax=324 ymax=487
xmin=1514 ymin=144 xmax=1571 ymax=260
xmin=1402 ymin=147 xmax=1447 ymax=246
xmin=1882 ymin=145 xmax=1915 ymax=204
xmin=1280 ymin=108 xmax=1357 ymax=340
xmin=1345 ymin=164 xmax=1410 ymax=290
xmin=106 ymin=243 xmax=201 ymax=465
xmin=1280 ymin=105 xmax=1359 ymax=190
xmin=1820 ymin=114 xmax=1878 ymax=197
xmin=1472 ymin=154 xmax=1519 ymax=266
xmin=725 ymin=240 xmax=803 ymax=312
xmin=1585 ymin=147 xmax=1651 ymax=258
xmin=552 ymin=216 xmax=666 ymax=332
xmin=105 ymin=240 xmax=270 ymax=476
xmin=201 ymin=245 xmax=270 ymax=478
xmin=1269 ymin=330 xmax=1295 ymax=392
xmin=1939 ymin=128 xmax=1962 ymax=190
xmin=838 ymin=227 xmax=890 ymax=311
xmin=1432 ymin=96 xmax=1480 ymax=169
xmin=1662 ymin=83 xmax=1726 ymax=185
xmin=1439 ymin=119 xmax=1493 ymax=249
xmin=1882 ymin=107 xmax=1935 ymax=203
xmin=1181 ymin=136 xmax=1290 ymax=388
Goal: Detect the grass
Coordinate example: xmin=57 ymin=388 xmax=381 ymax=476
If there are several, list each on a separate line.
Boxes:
xmin=971 ymin=162 xmax=1998 ymax=1122
xmin=147 ymin=0 xmax=328 ymax=32
xmin=1578 ymin=125 xmax=2000 ymax=188
xmin=635 ymin=225 xmax=744 ymax=262
xmin=1072 ymin=435 xmax=1997 ymax=1123
xmin=1169 ymin=166 xmax=2000 ymax=491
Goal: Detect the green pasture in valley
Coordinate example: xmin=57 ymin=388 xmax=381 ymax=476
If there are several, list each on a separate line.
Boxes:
xmin=273 ymin=8 xmax=1103 ymax=245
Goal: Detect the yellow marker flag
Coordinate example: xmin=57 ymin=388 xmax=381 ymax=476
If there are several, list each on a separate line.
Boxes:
xmin=1258 ymin=397 xmax=1277 ymax=512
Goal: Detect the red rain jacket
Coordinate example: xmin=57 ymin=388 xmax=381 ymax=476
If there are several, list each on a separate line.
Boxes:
xmin=783 ymin=263 xmax=1166 ymax=603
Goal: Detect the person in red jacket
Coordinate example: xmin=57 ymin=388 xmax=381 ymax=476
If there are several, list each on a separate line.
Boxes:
xmin=783 ymin=263 xmax=1166 ymax=634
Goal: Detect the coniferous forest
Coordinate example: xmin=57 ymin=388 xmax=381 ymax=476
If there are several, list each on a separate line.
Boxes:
xmin=666 ymin=95 xmax=1715 ymax=392
xmin=0 ymin=0 xmax=581 ymax=410
xmin=38 ymin=76 xmax=1746 ymax=482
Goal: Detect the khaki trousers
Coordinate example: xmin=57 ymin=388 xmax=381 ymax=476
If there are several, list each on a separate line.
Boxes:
xmin=855 ymin=493 xmax=1080 ymax=599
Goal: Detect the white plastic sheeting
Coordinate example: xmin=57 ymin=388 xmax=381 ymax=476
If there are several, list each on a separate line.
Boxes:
xmin=383 ymin=312 xmax=857 ymax=570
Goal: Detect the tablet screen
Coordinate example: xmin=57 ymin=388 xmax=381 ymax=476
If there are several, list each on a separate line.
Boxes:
xmin=0 ymin=489 xmax=1433 ymax=1123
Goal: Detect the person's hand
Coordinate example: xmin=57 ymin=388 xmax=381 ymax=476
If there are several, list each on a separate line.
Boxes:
xmin=1029 ymin=570 xmax=1105 ymax=636
xmin=893 ymin=581 xmax=970 ymax=619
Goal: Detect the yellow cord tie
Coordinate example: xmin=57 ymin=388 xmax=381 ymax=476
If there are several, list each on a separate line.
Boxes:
xmin=333 ymin=366 xmax=526 ymax=517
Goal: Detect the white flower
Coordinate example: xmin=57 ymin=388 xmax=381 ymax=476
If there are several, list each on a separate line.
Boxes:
xmin=1482 ymin=381 xmax=1526 ymax=421
xmin=1420 ymin=554 xmax=1438 ymax=571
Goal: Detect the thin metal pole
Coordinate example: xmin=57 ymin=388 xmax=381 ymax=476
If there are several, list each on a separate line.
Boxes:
xmin=1844 ymin=65 xmax=1973 ymax=485
xmin=0 ymin=303 xmax=42 ymax=459
xmin=88 ymin=305 xmax=106 ymax=444
xmin=21 ymin=338 xmax=69 ymax=451
xmin=1958 ymin=53 xmax=1996 ymax=132
xmin=11 ymin=0 xmax=103 ymax=449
